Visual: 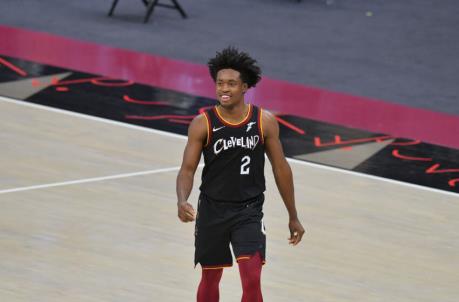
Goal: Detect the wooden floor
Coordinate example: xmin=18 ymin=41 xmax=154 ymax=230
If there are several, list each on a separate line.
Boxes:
xmin=1 ymin=97 xmax=458 ymax=302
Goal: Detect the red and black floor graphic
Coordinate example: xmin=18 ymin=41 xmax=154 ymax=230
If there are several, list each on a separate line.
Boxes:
xmin=1 ymin=55 xmax=458 ymax=193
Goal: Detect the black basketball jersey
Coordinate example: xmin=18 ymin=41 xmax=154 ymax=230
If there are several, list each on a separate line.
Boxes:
xmin=199 ymin=104 xmax=266 ymax=202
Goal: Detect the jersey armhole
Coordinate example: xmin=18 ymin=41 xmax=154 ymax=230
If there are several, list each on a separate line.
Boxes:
xmin=202 ymin=112 xmax=212 ymax=147
xmin=258 ymin=108 xmax=264 ymax=144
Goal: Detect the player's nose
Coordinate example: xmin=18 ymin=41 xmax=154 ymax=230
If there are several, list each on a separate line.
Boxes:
xmin=219 ymin=83 xmax=230 ymax=92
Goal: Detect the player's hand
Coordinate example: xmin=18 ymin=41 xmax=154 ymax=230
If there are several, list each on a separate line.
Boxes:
xmin=288 ymin=218 xmax=305 ymax=246
xmin=177 ymin=201 xmax=196 ymax=223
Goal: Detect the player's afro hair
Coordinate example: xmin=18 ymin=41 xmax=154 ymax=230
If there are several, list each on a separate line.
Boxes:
xmin=208 ymin=46 xmax=261 ymax=88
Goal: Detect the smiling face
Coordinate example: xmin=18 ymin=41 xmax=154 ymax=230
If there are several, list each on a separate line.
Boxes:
xmin=215 ymin=69 xmax=248 ymax=108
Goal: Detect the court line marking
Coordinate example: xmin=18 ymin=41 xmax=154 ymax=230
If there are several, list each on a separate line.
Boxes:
xmin=0 ymin=95 xmax=186 ymax=140
xmin=0 ymin=164 xmax=204 ymax=194
xmin=1 ymin=95 xmax=457 ymax=197
xmin=0 ymin=166 xmax=197 ymax=195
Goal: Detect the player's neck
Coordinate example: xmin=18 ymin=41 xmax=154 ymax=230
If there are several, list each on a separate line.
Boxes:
xmin=216 ymin=102 xmax=249 ymax=124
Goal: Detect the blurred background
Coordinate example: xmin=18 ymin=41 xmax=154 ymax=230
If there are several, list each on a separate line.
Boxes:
xmin=0 ymin=0 xmax=457 ymax=114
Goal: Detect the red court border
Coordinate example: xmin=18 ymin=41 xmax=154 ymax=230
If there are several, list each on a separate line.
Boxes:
xmin=1 ymin=25 xmax=458 ymax=149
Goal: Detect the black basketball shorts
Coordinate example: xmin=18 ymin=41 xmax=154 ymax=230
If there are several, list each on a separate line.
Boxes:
xmin=194 ymin=193 xmax=267 ymax=269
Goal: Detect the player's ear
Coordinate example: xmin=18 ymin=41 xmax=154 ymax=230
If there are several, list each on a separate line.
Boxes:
xmin=242 ymin=83 xmax=249 ymax=94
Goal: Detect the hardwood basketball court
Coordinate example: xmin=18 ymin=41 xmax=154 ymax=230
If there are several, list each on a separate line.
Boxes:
xmin=1 ymin=96 xmax=457 ymax=301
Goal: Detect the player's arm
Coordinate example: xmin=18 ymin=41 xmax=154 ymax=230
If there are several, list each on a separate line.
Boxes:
xmin=263 ymin=110 xmax=305 ymax=245
xmin=176 ymin=114 xmax=207 ymax=223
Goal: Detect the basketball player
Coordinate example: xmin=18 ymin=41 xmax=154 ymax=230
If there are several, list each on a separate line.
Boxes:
xmin=176 ymin=47 xmax=305 ymax=302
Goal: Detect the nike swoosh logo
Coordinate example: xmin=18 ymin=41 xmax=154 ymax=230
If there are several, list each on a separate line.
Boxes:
xmin=213 ymin=126 xmax=225 ymax=132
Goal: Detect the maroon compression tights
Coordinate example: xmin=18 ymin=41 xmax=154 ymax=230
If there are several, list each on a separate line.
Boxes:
xmin=197 ymin=252 xmax=263 ymax=302
xmin=238 ymin=251 xmax=263 ymax=302
xmin=197 ymin=268 xmax=223 ymax=302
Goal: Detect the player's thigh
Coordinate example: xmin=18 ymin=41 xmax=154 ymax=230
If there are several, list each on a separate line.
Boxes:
xmin=231 ymin=218 xmax=266 ymax=259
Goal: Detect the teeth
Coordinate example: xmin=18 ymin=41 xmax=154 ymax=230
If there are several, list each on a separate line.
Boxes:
xmin=221 ymin=95 xmax=230 ymax=100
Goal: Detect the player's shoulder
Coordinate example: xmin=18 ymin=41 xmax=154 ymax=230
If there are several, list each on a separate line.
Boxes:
xmin=260 ymin=108 xmax=277 ymax=125
xmin=259 ymin=108 xmax=275 ymax=118
xmin=192 ymin=112 xmax=208 ymax=123
xmin=259 ymin=108 xmax=278 ymax=138
xmin=188 ymin=112 xmax=208 ymax=138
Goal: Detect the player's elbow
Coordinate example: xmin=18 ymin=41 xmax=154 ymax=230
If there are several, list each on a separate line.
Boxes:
xmin=271 ymin=160 xmax=292 ymax=178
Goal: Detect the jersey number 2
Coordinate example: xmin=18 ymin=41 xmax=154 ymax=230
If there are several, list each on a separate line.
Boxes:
xmin=240 ymin=156 xmax=251 ymax=175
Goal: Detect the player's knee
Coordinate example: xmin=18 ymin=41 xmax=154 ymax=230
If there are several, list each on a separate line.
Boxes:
xmin=201 ymin=269 xmax=223 ymax=286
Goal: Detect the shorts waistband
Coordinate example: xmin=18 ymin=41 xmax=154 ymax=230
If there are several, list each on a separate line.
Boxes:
xmin=200 ymin=193 xmax=264 ymax=206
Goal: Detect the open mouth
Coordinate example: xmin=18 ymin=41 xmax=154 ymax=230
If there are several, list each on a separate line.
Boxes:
xmin=220 ymin=95 xmax=231 ymax=101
